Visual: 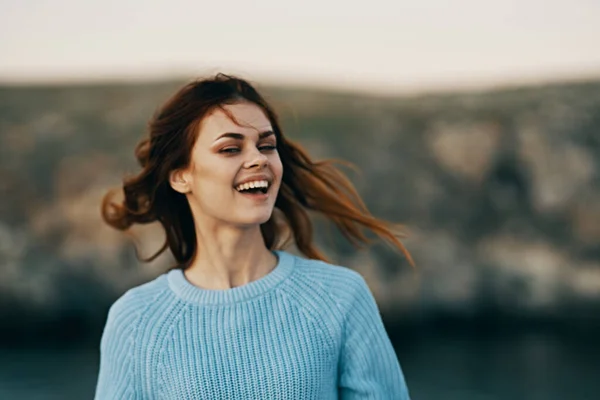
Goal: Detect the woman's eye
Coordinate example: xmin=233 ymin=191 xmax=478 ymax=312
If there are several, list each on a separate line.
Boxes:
xmin=220 ymin=148 xmax=240 ymax=154
xmin=220 ymin=145 xmax=276 ymax=154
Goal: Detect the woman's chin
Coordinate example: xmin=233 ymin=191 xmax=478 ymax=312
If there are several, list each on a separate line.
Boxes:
xmin=230 ymin=213 xmax=273 ymax=228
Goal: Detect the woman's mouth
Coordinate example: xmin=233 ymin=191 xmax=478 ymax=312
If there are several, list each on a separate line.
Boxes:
xmin=234 ymin=179 xmax=270 ymax=199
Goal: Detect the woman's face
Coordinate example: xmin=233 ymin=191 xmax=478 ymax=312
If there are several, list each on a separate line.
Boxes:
xmin=171 ymin=102 xmax=283 ymax=229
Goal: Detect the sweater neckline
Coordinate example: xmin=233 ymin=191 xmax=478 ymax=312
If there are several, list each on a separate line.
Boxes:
xmin=167 ymin=250 xmax=294 ymax=305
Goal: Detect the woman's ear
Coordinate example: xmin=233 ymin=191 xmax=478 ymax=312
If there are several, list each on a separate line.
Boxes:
xmin=169 ymin=169 xmax=191 ymax=194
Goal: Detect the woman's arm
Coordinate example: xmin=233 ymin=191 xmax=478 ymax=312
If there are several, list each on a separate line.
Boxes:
xmin=337 ymin=273 xmax=410 ymax=400
xmin=95 ymin=291 xmax=139 ymax=400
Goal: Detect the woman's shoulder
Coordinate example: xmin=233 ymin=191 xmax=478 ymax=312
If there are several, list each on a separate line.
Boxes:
xmin=105 ymin=273 xmax=170 ymax=325
xmin=287 ymin=252 xmax=374 ymax=307
xmin=291 ymin=252 xmax=362 ymax=280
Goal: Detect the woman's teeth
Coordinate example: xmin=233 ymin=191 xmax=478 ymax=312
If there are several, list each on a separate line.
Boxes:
xmin=235 ymin=180 xmax=269 ymax=192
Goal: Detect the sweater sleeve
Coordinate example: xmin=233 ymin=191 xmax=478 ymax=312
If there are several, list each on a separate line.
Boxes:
xmin=337 ymin=272 xmax=410 ymax=400
xmin=94 ymin=291 xmax=139 ymax=400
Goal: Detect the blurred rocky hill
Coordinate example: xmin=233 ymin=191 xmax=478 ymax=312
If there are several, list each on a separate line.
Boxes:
xmin=1 ymin=79 xmax=599 ymax=343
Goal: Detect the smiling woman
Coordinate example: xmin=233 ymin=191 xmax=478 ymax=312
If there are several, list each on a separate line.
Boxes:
xmin=96 ymin=74 xmax=413 ymax=399
xmin=167 ymin=102 xmax=285 ymax=258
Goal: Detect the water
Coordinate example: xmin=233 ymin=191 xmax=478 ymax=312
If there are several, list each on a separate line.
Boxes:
xmin=0 ymin=347 xmax=98 ymax=400
xmin=396 ymin=332 xmax=599 ymax=400
xmin=0 ymin=332 xmax=598 ymax=399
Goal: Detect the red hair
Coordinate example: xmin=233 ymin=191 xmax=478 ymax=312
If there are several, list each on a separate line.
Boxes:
xmin=101 ymin=74 xmax=413 ymax=269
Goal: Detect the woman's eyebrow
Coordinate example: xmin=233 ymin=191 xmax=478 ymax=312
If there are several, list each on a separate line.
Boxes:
xmin=214 ymin=130 xmax=274 ymax=142
xmin=259 ymin=130 xmax=275 ymax=139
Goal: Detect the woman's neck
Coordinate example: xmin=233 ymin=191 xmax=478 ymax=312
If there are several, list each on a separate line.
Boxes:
xmin=183 ymin=222 xmax=277 ymax=290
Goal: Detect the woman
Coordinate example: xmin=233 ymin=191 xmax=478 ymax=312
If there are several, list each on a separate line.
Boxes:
xmin=95 ymin=74 xmax=413 ymax=399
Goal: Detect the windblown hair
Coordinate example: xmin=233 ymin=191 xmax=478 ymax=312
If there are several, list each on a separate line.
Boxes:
xmin=102 ymin=74 xmax=413 ymax=269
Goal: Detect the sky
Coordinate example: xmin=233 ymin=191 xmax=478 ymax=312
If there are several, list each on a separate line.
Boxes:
xmin=1 ymin=0 xmax=599 ymax=94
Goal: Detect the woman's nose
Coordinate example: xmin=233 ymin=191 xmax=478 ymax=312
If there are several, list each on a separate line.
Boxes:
xmin=243 ymin=148 xmax=269 ymax=169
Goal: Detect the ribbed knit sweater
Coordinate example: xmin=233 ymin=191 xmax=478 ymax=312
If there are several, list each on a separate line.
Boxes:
xmin=94 ymin=250 xmax=410 ymax=399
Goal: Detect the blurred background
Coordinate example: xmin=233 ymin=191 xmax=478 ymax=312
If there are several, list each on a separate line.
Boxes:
xmin=1 ymin=0 xmax=600 ymax=399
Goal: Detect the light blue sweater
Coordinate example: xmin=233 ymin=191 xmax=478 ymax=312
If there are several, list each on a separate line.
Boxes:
xmin=95 ymin=250 xmax=410 ymax=399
